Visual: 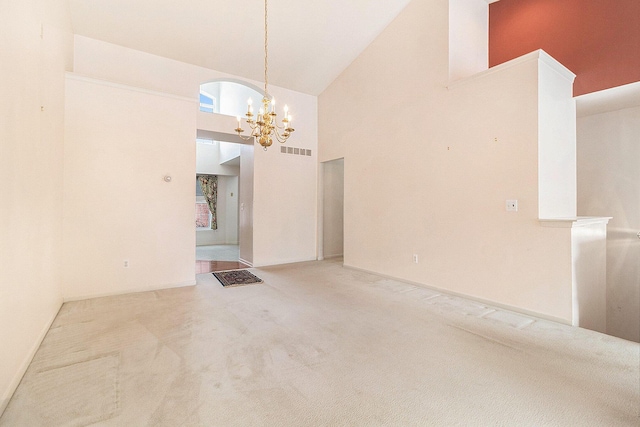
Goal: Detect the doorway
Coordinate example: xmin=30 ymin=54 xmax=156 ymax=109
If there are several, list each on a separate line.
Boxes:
xmin=195 ymin=140 xmax=250 ymax=273
xmin=322 ymin=158 xmax=345 ymax=259
xmin=195 ymin=79 xmax=261 ymax=273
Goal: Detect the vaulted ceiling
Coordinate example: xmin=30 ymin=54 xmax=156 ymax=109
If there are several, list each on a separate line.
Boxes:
xmin=68 ymin=0 xmax=414 ymax=95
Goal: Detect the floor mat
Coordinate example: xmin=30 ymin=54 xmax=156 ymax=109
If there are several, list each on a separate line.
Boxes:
xmin=213 ymin=270 xmax=263 ymax=287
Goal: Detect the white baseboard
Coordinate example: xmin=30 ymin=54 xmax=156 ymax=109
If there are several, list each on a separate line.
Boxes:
xmin=0 ymin=301 xmax=62 ymax=417
xmin=343 ymin=263 xmax=570 ymax=326
xmin=238 ymin=258 xmax=253 ymax=267
xmin=251 ymin=257 xmax=318 ymax=268
xmin=63 ymin=280 xmax=197 ymax=303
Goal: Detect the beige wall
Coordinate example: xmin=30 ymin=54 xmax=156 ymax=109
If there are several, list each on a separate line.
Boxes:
xmin=62 ymin=75 xmax=197 ymax=300
xmin=577 ymin=104 xmax=640 ymax=342
xmin=448 ymin=0 xmax=488 ymax=82
xmin=72 ymin=35 xmax=318 ymax=268
xmin=63 ymin=33 xmax=318 ymax=272
xmin=252 ymin=139 xmax=319 ymax=266
xmin=0 ymin=0 xmax=73 ymax=414
xmin=318 ymin=0 xmax=579 ymax=323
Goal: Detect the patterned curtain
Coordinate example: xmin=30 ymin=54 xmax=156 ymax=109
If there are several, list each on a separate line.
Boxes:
xmin=197 ymin=175 xmax=218 ymax=230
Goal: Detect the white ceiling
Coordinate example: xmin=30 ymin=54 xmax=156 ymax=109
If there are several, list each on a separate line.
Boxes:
xmin=68 ymin=0 xmax=414 ymax=95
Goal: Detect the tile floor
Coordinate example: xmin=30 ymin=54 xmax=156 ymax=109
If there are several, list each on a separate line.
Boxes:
xmin=195 ymin=244 xmax=240 ymax=262
xmin=195 ymin=244 xmax=248 ymax=273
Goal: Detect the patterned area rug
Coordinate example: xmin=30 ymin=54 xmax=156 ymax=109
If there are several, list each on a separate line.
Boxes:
xmin=213 ymin=270 xmax=263 ymax=287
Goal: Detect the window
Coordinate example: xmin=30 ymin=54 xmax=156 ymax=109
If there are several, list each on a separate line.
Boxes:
xmin=196 ymin=181 xmax=211 ymax=228
xmin=195 ymin=202 xmax=211 ymax=229
xmin=199 ymin=91 xmax=216 ymax=113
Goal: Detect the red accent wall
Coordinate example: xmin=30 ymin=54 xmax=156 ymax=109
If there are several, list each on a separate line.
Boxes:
xmin=489 ymin=0 xmax=640 ymax=96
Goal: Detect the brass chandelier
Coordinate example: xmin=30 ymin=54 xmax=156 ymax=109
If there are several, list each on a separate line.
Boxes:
xmin=235 ymin=0 xmax=294 ymax=150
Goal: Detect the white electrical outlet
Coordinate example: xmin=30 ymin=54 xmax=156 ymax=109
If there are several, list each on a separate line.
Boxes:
xmin=506 ymin=200 xmax=518 ymax=212
xmin=124 ymin=260 xmax=129 ymax=268
xmin=413 ymin=254 xmax=419 ymax=264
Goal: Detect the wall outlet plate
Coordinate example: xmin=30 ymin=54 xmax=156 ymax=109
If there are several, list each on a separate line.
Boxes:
xmin=506 ymin=200 xmax=518 ymax=212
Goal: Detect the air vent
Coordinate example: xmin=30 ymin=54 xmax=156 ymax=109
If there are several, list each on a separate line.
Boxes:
xmin=280 ymin=146 xmax=312 ymax=157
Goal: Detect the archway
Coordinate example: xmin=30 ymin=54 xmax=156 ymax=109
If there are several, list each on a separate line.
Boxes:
xmin=195 ymin=80 xmax=262 ymax=272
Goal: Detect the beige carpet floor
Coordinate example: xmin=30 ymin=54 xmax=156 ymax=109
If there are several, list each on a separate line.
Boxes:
xmin=1 ymin=259 xmax=638 ymax=426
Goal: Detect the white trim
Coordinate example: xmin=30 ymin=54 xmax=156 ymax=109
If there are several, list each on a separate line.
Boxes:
xmin=0 ymin=301 xmax=62 ymax=417
xmin=252 ymin=256 xmax=317 ymax=268
xmin=238 ymin=258 xmax=253 ymax=267
xmin=537 ymin=49 xmax=576 ymax=83
xmin=62 ymin=280 xmax=196 ymax=303
xmin=342 ymin=263 xmax=571 ymax=325
xmin=65 ymin=72 xmax=197 ymax=104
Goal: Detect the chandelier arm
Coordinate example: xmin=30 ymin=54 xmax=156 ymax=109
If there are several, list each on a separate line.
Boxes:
xmin=273 ymin=128 xmax=289 ymax=143
xmin=235 ymin=133 xmax=254 ymax=142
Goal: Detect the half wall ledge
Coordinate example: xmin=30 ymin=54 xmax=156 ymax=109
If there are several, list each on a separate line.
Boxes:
xmin=539 ymin=216 xmax=612 ymax=228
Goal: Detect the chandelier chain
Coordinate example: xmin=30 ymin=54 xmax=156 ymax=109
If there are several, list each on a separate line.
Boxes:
xmin=264 ymin=0 xmax=268 ymax=96
xmin=234 ymin=0 xmax=295 ymax=149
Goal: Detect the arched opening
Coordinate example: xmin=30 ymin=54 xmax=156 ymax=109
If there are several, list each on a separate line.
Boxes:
xmin=199 ymin=79 xmax=266 ymax=116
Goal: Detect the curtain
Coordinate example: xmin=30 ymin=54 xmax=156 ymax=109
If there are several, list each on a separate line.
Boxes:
xmin=197 ymin=175 xmax=218 ymax=230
